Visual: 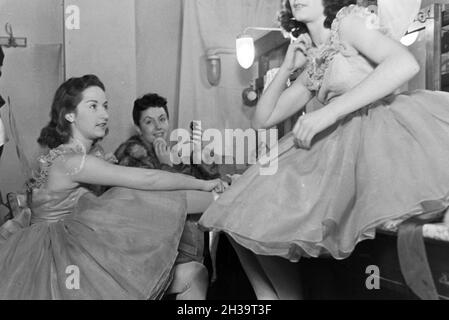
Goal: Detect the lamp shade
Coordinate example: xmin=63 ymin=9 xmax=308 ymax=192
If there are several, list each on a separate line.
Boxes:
xmin=236 ymin=35 xmax=255 ymax=69
xmin=400 ymin=31 xmax=419 ymax=46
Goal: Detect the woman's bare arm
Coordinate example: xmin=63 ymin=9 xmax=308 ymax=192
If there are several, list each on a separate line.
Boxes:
xmin=49 ymin=154 xmax=216 ymax=192
xmin=324 ymin=15 xmax=420 ymax=121
xmin=255 ymin=72 xmax=313 ymax=130
xmin=252 ymin=37 xmax=313 ymax=130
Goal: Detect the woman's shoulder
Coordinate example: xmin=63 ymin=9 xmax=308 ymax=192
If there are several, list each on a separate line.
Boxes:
xmin=331 ymin=4 xmax=385 ymax=37
xmin=28 ymin=143 xmax=87 ymax=190
xmin=335 ymin=4 xmax=375 ymax=20
xmin=37 ymin=143 xmax=84 ymax=169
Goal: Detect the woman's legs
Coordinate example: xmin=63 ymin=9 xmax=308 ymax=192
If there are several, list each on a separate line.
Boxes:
xmin=227 ymin=236 xmax=279 ymax=300
xmin=257 ymin=255 xmax=303 ymax=300
xmin=166 ymin=261 xmax=209 ymax=300
xmin=228 ymin=235 xmax=303 ymax=300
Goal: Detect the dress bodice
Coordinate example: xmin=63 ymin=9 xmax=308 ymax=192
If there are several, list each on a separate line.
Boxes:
xmin=30 ymin=187 xmax=89 ymax=224
xmin=302 ymin=5 xmax=386 ymax=105
xmin=27 ymin=141 xmax=93 ymax=224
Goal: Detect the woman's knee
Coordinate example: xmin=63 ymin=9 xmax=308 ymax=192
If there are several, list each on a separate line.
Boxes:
xmin=185 ymin=261 xmax=209 ymax=284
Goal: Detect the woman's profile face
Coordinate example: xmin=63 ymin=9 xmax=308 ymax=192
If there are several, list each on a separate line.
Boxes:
xmin=288 ymin=0 xmax=325 ymax=23
xmin=72 ymin=86 xmax=109 ymax=141
xmin=138 ymin=107 xmax=170 ymax=145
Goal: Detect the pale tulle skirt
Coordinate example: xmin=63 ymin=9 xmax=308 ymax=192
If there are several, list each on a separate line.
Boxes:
xmin=200 ymin=90 xmax=449 ymax=261
xmin=0 ymin=187 xmax=187 ymax=299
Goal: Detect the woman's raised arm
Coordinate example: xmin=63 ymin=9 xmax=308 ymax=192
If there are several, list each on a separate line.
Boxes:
xmin=326 ymin=14 xmax=420 ymax=121
xmin=292 ymin=14 xmax=421 ymax=150
xmin=252 ymin=36 xmax=313 ymax=130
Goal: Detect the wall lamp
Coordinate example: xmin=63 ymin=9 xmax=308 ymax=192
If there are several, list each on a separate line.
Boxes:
xmin=400 ymin=8 xmax=433 ymax=46
xmin=236 ymin=27 xmax=286 ymax=69
xmin=206 ymin=48 xmax=235 ymax=86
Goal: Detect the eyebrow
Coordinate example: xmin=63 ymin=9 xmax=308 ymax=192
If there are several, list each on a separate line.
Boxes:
xmin=85 ymin=99 xmax=108 ymax=104
xmin=143 ymin=114 xmax=166 ymax=120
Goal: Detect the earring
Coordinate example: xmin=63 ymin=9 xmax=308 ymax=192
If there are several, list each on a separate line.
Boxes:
xmin=65 ymin=115 xmax=75 ymax=123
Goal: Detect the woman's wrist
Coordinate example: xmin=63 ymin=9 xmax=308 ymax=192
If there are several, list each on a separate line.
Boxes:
xmin=325 ymin=99 xmax=345 ymax=122
xmin=279 ymin=64 xmax=296 ymax=76
xmin=194 ymin=178 xmax=207 ymax=191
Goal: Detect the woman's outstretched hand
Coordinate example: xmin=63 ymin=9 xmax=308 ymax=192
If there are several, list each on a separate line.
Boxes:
xmin=293 ymin=108 xmax=338 ymax=150
xmin=281 ymin=33 xmax=312 ymax=73
xmin=201 ymin=179 xmax=229 ymax=193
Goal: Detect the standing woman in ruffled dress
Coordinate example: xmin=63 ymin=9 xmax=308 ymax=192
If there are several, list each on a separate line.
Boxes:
xmin=0 ymin=74 xmax=226 ymax=299
xmin=200 ymin=0 xmax=449 ymax=299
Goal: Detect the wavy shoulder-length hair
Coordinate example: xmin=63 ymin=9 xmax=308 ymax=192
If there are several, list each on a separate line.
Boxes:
xmin=279 ymin=0 xmax=357 ymax=38
xmin=37 ymin=74 xmax=105 ymax=149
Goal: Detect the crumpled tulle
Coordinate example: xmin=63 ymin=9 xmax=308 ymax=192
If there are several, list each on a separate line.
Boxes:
xmin=200 ymin=91 xmax=449 ymax=262
xmin=0 ymin=185 xmax=188 ymax=299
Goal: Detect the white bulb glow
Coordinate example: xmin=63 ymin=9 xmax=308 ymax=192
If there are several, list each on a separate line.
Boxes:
xmin=400 ymin=31 xmax=419 ymax=46
xmin=236 ymin=36 xmax=255 ymax=69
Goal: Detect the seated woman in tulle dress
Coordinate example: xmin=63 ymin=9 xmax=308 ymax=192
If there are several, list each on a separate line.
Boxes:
xmin=0 ymin=74 xmax=227 ymax=300
xmin=114 ymin=93 xmax=225 ymax=297
xmin=199 ymin=0 xmax=449 ymax=299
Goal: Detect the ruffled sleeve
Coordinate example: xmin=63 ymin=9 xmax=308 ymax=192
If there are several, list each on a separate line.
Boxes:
xmin=27 ymin=142 xmax=87 ymax=190
xmin=329 ymin=4 xmax=391 ymax=55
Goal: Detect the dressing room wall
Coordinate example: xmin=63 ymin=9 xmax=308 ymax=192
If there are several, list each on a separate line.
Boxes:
xmin=0 ymin=0 xmax=183 ymax=195
xmin=64 ymin=0 xmax=183 ymax=152
xmin=0 ymin=0 xmax=64 ymax=194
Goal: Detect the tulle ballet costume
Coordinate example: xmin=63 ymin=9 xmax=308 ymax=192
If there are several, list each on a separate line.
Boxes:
xmin=199 ymin=5 xmax=449 ymax=261
xmin=0 ymin=143 xmax=187 ymax=299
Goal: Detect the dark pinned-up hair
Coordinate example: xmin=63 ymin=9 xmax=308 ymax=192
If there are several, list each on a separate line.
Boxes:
xmin=132 ymin=93 xmax=169 ymax=126
xmin=278 ymin=0 xmax=357 ymax=38
xmin=37 ymin=74 xmax=105 ymax=149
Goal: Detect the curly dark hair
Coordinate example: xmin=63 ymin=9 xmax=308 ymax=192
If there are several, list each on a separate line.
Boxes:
xmin=132 ymin=93 xmax=169 ymax=126
xmin=279 ymin=0 xmax=357 ymax=38
xmin=37 ymin=74 xmax=105 ymax=149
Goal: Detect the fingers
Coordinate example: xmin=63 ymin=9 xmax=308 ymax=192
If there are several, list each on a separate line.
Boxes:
xmin=293 ymin=116 xmax=312 ymax=150
xmin=298 ymin=33 xmax=312 ymax=48
xmin=290 ymin=41 xmax=307 ymax=56
xmin=212 ymin=184 xmax=222 ymax=193
xmin=214 ymin=181 xmax=224 ymax=193
xmin=154 ymin=139 xmax=168 ymax=156
xmin=154 ymin=141 xmax=162 ymax=155
xmin=212 ymin=179 xmax=229 ymax=193
xmin=292 ymin=34 xmax=311 ymax=51
xmin=221 ymin=180 xmax=230 ymax=190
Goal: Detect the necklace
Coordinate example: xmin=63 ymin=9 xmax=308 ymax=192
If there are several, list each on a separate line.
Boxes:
xmin=68 ymin=138 xmax=87 ymax=155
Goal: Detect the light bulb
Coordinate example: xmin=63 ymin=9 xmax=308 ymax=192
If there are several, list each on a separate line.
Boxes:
xmin=236 ymin=35 xmax=255 ymax=69
xmin=401 ymin=31 xmax=419 ymax=46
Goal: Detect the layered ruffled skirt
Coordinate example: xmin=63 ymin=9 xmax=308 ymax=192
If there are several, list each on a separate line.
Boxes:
xmin=0 ymin=187 xmax=187 ymax=299
xmin=200 ymin=90 xmax=449 ymax=261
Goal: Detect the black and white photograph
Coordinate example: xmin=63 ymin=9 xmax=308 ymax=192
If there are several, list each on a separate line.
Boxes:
xmin=1 ymin=0 xmax=449 ymax=305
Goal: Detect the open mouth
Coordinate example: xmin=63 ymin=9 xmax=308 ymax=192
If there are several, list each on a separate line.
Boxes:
xmin=96 ymin=123 xmax=108 ymax=129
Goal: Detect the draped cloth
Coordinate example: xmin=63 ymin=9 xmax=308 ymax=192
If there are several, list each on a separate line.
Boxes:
xmin=177 ymin=0 xmax=281 ymax=154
